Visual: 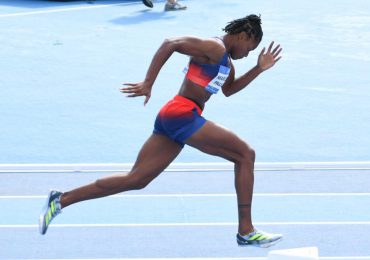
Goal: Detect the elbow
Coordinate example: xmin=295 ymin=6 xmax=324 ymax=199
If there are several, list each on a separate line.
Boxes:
xmin=162 ymin=38 xmax=178 ymax=53
xmin=222 ymin=88 xmax=232 ymax=97
xmin=162 ymin=38 xmax=171 ymax=46
xmin=161 ymin=38 xmax=172 ymax=51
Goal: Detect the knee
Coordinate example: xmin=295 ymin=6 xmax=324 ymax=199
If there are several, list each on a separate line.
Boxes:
xmin=128 ymin=174 xmax=151 ymax=190
xmin=132 ymin=180 xmax=149 ymax=190
xmin=239 ymin=141 xmax=256 ymax=164
xmin=247 ymin=146 xmax=256 ymax=163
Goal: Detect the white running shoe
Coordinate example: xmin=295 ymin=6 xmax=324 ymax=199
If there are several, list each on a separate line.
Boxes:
xmin=39 ymin=190 xmax=62 ymax=235
xmin=236 ymin=229 xmax=283 ymax=248
xmin=164 ymin=2 xmax=187 ymax=11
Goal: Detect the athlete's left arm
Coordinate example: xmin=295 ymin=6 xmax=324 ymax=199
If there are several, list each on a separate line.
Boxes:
xmin=222 ymin=41 xmax=282 ymax=97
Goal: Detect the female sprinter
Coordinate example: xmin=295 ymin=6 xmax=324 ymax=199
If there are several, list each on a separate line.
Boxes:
xmin=39 ymin=14 xmax=283 ymax=248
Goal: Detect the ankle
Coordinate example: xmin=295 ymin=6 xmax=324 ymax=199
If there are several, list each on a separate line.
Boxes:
xmin=238 ymin=226 xmax=255 ymax=236
xmin=59 ymin=192 xmax=67 ymax=209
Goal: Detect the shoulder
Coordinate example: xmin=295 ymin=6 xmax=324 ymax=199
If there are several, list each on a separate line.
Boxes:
xmin=169 ymin=36 xmax=225 ymax=50
xmin=163 ymin=35 xmax=227 ymax=64
xmin=184 ymin=36 xmax=227 ymax=64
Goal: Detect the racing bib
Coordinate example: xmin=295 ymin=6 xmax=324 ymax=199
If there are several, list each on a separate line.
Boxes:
xmin=204 ymin=65 xmax=230 ymax=94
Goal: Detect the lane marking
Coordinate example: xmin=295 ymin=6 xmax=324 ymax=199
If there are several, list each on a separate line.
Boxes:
xmin=2 ymin=193 xmax=370 ymax=199
xmin=0 ymin=2 xmax=128 ymax=18
xmin=2 ymin=161 xmax=370 ymax=173
xmin=319 ymin=256 xmax=370 ymax=260
xmin=11 ymin=257 xmax=370 ymax=260
xmin=2 ymin=221 xmax=370 ymax=228
xmin=17 ymin=258 xmax=268 ymax=260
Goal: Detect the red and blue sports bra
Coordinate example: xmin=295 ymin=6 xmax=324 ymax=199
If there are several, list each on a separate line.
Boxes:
xmin=183 ymin=50 xmax=231 ymax=94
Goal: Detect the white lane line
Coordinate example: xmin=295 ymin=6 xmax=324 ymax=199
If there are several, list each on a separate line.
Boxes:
xmin=13 ymin=257 xmax=370 ymax=260
xmin=1 ymin=193 xmax=370 ymax=199
xmin=321 ymin=257 xmax=370 ymax=259
xmin=0 ymin=3 xmax=127 ymax=18
xmin=24 ymin=258 xmax=267 ymax=260
xmin=2 ymin=221 xmax=370 ymax=228
xmin=2 ymin=161 xmax=370 ymax=172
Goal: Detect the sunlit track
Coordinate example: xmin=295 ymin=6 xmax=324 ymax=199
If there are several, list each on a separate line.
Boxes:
xmin=1 ymin=0 xmax=370 ymax=259
xmin=0 ymin=2 xmax=130 ymax=18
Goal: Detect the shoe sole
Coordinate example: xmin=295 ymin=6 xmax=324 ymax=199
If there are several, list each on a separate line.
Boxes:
xmin=237 ymin=237 xmax=283 ymax=248
xmin=39 ymin=190 xmax=55 ymax=235
xmin=165 ymin=7 xmax=187 ymax=11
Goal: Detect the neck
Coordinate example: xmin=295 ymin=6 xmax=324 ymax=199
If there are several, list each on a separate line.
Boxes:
xmin=220 ymin=34 xmax=233 ymax=52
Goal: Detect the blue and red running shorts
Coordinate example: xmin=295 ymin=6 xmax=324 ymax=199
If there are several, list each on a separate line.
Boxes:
xmin=153 ymin=95 xmax=206 ymax=147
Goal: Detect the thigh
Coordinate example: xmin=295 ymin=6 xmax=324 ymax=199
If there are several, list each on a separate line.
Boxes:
xmin=130 ymin=133 xmax=183 ymax=180
xmin=185 ymin=120 xmax=250 ymax=162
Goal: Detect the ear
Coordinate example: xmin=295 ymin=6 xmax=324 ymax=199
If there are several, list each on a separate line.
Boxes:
xmin=237 ymin=31 xmax=244 ymax=40
xmin=238 ymin=31 xmax=249 ymax=41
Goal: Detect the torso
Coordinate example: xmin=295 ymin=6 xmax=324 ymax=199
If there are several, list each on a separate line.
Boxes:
xmin=178 ymin=78 xmax=213 ymax=110
xmin=179 ymin=39 xmax=233 ymax=110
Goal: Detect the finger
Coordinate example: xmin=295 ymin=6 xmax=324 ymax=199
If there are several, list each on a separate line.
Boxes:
xmin=274 ymin=56 xmax=282 ymax=63
xmin=272 ymin=44 xmax=280 ymax=54
xmin=267 ymin=41 xmax=274 ymax=53
xmin=273 ymin=48 xmax=282 ymax=58
xmin=122 ymin=83 xmax=137 ymax=86
xmin=120 ymin=86 xmax=140 ymax=92
xmin=259 ymin=47 xmax=266 ymax=57
xmin=121 ymin=85 xmax=140 ymax=89
xmin=120 ymin=88 xmax=135 ymax=93
xmin=144 ymin=95 xmax=150 ymax=106
xmin=127 ymin=93 xmax=142 ymax=98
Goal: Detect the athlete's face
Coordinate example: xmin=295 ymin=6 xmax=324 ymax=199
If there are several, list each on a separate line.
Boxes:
xmin=230 ymin=32 xmax=259 ymax=60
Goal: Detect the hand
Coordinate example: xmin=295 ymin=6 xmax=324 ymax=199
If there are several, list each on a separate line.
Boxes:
xmin=120 ymin=82 xmax=152 ymax=106
xmin=257 ymin=41 xmax=282 ymax=71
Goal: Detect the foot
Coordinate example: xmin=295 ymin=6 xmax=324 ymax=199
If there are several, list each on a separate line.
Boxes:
xmin=164 ymin=2 xmax=187 ymax=11
xmin=236 ymin=229 xmax=283 ymax=248
xmin=39 ymin=190 xmax=63 ymax=235
xmin=142 ymin=0 xmax=153 ymax=8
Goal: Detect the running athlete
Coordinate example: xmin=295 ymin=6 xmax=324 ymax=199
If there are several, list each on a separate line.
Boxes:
xmin=39 ymin=15 xmax=283 ymax=248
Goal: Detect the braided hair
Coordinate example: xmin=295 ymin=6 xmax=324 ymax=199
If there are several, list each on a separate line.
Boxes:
xmin=223 ymin=14 xmax=263 ymax=43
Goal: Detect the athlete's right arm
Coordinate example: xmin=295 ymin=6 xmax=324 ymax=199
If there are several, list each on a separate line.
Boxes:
xmin=120 ymin=36 xmax=225 ymax=105
xmin=145 ymin=36 xmax=225 ymax=85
